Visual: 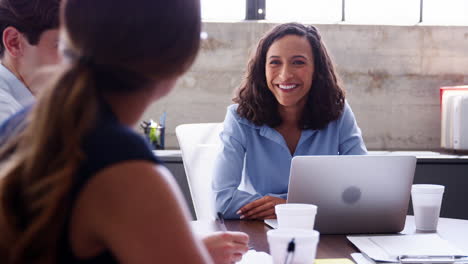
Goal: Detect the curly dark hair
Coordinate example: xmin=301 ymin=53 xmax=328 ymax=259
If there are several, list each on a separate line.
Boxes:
xmin=0 ymin=0 xmax=60 ymax=57
xmin=234 ymin=23 xmax=345 ymax=130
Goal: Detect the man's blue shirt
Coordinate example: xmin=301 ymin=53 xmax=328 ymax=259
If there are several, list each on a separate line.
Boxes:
xmin=0 ymin=64 xmax=34 ymax=124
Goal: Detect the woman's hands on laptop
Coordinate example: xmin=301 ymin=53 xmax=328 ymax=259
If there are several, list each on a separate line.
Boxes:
xmin=236 ymin=196 xmax=286 ymax=219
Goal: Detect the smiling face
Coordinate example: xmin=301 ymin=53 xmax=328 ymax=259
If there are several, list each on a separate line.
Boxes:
xmin=265 ymin=34 xmax=314 ymax=112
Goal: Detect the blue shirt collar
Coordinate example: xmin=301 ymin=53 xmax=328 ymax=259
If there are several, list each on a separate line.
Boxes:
xmin=0 ymin=63 xmax=34 ymax=107
xmin=234 ymin=109 xmax=319 ymax=153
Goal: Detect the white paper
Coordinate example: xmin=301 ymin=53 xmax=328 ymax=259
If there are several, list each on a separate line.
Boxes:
xmin=264 ymin=219 xmax=278 ymax=229
xmin=351 ymin=253 xmax=377 ymax=264
xmin=347 ymin=234 xmax=465 ymax=262
xmin=237 ymin=250 xmax=272 ymax=263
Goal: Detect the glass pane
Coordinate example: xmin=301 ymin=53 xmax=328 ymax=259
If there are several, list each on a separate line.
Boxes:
xmin=266 ymin=0 xmax=342 ymax=23
xmin=423 ymin=0 xmax=468 ymax=25
xmin=346 ymin=0 xmax=420 ymax=25
xmin=201 ymin=0 xmax=246 ymax=21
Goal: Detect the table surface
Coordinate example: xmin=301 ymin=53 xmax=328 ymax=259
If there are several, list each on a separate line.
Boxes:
xmin=191 ymin=216 xmax=468 ymax=259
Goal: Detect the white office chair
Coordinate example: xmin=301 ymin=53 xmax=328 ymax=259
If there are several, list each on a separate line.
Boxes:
xmin=175 ymin=123 xmax=223 ymax=221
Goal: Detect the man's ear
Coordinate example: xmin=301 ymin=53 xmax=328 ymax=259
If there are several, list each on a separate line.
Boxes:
xmin=3 ymin=26 xmax=24 ymax=58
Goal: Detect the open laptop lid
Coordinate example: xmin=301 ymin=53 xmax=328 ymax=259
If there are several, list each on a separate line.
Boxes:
xmin=285 ymin=155 xmax=416 ymax=234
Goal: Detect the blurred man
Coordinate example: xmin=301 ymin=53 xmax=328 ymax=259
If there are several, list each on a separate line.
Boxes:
xmin=0 ymin=0 xmax=60 ymax=123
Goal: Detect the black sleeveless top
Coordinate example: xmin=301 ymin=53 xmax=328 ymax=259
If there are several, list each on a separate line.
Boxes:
xmin=0 ymin=102 xmax=161 ymax=263
xmin=61 ymin=102 xmax=161 ymax=263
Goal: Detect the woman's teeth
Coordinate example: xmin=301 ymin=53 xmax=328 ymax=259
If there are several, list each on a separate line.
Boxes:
xmin=278 ymin=84 xmax=297 ymax=90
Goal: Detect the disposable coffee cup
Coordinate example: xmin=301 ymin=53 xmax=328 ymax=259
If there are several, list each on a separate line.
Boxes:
xmin=411 ymin=184 xmax=445 ymax=231
xmin=275 ymin=203 xmax=317 ymax=230
xmin=267 ymin=228 xmax=319 ymax=264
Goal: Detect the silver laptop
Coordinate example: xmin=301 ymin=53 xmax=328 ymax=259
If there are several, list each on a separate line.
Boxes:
xmin=267 ymin=155 xmax=416 ymax=234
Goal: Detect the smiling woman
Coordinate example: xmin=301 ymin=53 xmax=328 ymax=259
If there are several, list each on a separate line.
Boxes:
xmin=212 ymin=23 xmax=368 ymax=220
xmin=236 ymin=23 xmax=347 ymax=133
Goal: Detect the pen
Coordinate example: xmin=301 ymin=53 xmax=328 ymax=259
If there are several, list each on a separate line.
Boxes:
xmin=217 ymin=212 xmax=228 ymax=232
xmin=159 ymin=111 xmax=166 ymax=127
xmin=283 ymin=238 xmax=296 ymax=264
xmin=398 ymin=255 xmax=468 ymax=263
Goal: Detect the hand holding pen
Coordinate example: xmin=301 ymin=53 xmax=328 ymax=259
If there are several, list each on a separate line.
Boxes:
xmin=218 ymin=212 xmax=254 ymax=250
xmin=201 ymin=213 xmax=250 ymax=264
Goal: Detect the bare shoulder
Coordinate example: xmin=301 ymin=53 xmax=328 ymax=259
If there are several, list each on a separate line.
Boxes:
xmin=74 ymin=161 xmax=187 ymax=219
xmin=86 ymin=161 xmax=182 ymax=205
xmin=73 ymin=160 xmax=192 ymax=231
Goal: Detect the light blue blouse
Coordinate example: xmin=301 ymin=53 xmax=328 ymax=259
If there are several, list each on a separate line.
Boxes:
xmin=212 ymin=102 xmax=367 ymax=219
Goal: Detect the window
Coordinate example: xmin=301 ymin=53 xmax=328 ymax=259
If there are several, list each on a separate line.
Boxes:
xmin=345 ymin=0 xmax=420 ymax=25
xmin=201 ymin=0 xmax=246 ymax=21
xmin=266 ymin=0 xmax=342 ymax=23
xmin=201 ymin=0 xmax=468 ymax=26
xmin=423 ymin=0 xmax=468 ymax=25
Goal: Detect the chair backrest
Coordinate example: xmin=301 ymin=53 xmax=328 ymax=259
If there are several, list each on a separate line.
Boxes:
xmin=175 ymin=123 xmax=223 ymax=220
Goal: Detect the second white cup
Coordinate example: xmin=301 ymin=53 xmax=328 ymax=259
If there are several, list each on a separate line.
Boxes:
xmin=411 ymin=184 xmax=445 ymax=231
xmin=275 ymin=203 xmax=317 ymax=230
xmin=267 ymin=228 xmax=320 ymax=264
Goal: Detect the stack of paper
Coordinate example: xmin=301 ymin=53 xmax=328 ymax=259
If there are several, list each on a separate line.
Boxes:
xmin=237 ymin=250 xmax=357 ymax=264
xmin=237 ymin=250 xmax=272 ymax=263
xmin=347 ymin=233 xmax=467 ymax=263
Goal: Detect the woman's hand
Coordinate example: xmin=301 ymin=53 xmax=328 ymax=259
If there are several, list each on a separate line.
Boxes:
xmin=237 ymin=196 xmax=286 ymax=220
xmin=202 ymin=231 xmax=250 ymax=264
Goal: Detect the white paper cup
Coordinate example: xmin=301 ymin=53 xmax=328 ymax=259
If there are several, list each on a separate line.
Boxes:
xmin=267 ymin=228 xmax=319 ymax=264
xmin=411 ymin=184 xmax=445 ymax=231
xmin=275 ymin=203 xmax=317 ymax=230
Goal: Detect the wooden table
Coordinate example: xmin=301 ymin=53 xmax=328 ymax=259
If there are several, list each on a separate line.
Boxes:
xmin=192 ymin=216 xmax=468 ymax=259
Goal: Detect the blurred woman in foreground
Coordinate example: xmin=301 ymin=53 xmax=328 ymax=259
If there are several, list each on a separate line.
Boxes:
xmin=0 ymin=0 xmax=248 ymax=263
